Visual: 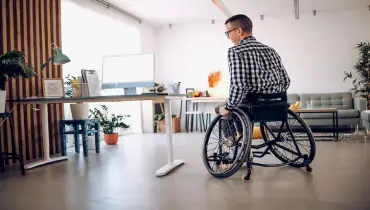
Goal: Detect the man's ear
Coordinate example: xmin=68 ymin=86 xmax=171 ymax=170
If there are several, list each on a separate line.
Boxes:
xmin=237 ymin=28 xmax=243 ymax=35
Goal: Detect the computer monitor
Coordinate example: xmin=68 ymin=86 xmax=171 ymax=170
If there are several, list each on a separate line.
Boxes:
xmin=101 ymin=80 xmax=155 ymax=95
xmin=101 ymin=53 xmax=155 ymax=95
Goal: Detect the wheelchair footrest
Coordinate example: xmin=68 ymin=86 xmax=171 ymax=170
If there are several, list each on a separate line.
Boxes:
xmin=252 ymin=151 xmax=271 ymax=155
xmin=251 ymin=162 xmax=290 ymax=167
xmin=252 ymin=150 xmax=271 ymax=158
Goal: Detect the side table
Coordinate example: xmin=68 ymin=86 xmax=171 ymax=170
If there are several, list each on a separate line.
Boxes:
xmin=0 ymin=113 xmax=25 ymax=175
xmin=294 ymin=108 xmax=339 ymax=140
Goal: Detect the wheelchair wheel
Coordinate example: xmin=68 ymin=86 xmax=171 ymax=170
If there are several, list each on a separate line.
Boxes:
xmin=202 ymin=109 xmax=252 ymax=179
xmin=260 ymin=109 xmax=316 ymax=168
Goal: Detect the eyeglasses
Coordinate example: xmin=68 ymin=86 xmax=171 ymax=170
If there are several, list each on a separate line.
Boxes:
xmin=225 ymin=28 xmax=238 ymax=37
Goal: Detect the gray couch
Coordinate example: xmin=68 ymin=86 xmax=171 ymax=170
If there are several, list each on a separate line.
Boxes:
xmin=287 ymin=92 xmax=366 ymax=129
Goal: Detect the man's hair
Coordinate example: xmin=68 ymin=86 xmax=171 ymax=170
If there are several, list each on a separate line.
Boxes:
xmin=224 ymin=14 xmax=253 ymax=33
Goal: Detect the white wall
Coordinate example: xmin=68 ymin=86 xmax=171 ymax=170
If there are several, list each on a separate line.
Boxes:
xmin=139 ymin=24 xmax=157 ymax=133
xmin=61 ymin=0 xmax=157 ymax=133
xmin=155 ymin=8 xmax=370 ymax=129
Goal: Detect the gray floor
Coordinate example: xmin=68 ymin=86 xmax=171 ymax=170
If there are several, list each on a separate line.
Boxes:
xmin=1 ymin=133 xmax=370 ymax=210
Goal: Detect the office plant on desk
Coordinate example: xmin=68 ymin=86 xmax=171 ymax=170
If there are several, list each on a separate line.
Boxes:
xmin=0 ymin=50 xmax=36 ymax=112
xmin=64 ymin=74 xmax=89 ymax=119
xmin=89 ymin=104 xmax=130 ymax=145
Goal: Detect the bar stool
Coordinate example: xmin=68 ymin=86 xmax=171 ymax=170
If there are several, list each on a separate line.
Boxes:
xmin=185 ymin=88 xmax=206 ymax=132
xmin=60 ymin=118 xmax=100 ymax=157
xmin=0 ymin=112 xmax=25 ymax=175
xmin=204 ymin=111 xmax=213 ymax=130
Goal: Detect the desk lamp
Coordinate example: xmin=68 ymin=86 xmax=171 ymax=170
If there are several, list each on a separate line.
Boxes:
xmin=40 ymin=43 xmax=70 ymax=78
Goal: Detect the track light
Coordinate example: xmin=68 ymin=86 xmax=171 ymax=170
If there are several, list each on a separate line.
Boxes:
xmin=294 ymin=0 xmax=299 ymax=19
xmin=260 ymin=15 xmax=264 ymax=20
xmin=313 ymin=10 xmax=317 ymax=16
xmin=92 ymin=0 xmax=142 ymax=24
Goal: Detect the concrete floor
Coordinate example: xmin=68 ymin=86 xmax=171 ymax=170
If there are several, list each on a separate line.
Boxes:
xmin=0 ymin=133 xmax=370 ymax=210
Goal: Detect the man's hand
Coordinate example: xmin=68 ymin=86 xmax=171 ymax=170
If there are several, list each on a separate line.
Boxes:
xmin=219 ymin=106 xmax=230 ymax=116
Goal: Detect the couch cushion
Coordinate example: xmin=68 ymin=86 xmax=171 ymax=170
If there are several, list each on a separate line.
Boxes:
xmin=361 ymin=110 xmax=370 ymax=121
xmin=299 ymin=92 xmax=353 ymax=109
xmin=299 ymin=109 xmax=359 ymax=119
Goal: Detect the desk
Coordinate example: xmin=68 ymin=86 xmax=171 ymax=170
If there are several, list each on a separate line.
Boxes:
xmin=8 ymin=94 xmax=186 ymax=177
xmin=183 ymin=96 xmax=227 ymax=103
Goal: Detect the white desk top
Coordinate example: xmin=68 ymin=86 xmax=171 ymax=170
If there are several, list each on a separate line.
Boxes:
xmin=7 ymin=94 xmax=187 ymax=104
xmin=183 ymin=97 xmax=226 ymax=103
xmin=184 ymin=97 xmax=226 ymax=101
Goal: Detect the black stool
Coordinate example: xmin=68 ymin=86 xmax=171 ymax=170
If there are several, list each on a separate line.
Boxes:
xmin=0 ymin=113 xmax=25 ymax=175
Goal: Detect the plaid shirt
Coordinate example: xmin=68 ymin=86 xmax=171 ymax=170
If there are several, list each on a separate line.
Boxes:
xmin=225 ymin=36 xmax=290 ymax=110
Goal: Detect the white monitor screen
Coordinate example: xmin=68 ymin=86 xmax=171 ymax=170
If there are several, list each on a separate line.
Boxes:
xmin=102 ymin=53 xmax=154 ymax=84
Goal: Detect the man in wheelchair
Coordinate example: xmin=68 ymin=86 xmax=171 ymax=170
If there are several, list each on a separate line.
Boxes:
xmin=216 ymin=14 xmax=291 ymax=135
xmin=203 ymin=14 xmax=314 ymax=182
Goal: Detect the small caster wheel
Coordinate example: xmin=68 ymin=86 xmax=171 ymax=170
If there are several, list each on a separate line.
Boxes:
xmin=306 ymin=165 xmax=313 ymax=173
xmin=242 ymin=174 xmax=252 ymax=183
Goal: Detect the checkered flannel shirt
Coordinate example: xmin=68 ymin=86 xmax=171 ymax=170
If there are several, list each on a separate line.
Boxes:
xmin=225 ymin=36 xmax=291 ymax=110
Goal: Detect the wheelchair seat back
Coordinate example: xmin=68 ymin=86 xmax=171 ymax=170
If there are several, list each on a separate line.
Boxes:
xmin=241 ymin=92 xmax=290 ymax=122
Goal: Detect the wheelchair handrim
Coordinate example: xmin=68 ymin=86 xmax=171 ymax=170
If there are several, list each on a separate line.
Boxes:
xmin=202 ymin=109 xmax=252 ymax=177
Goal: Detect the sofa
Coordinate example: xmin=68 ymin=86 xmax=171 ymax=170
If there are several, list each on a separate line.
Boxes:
xmin=287 ymin=92 xmax=366 ymax=130
xmin=361 ymin=111 xmax=370 ymax=131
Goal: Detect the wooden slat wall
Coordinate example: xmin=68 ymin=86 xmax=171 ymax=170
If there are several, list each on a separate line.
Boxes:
xmin=0 ymin=0 xmax=63 ymax=163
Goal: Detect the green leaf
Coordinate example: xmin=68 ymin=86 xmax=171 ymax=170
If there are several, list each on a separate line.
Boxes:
xmin=0 ymin=50 xmax=37 ymax=90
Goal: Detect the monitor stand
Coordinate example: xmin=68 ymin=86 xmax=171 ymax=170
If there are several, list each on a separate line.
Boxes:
xmin=123 ymin=87 xmax=137 ymax=95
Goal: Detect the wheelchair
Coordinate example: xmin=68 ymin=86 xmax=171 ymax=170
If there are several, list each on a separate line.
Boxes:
xmin=201 ymin=93 xmax=316 ymax=182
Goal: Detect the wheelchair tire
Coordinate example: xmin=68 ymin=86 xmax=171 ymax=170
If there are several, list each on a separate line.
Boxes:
xmin=202 ymin=109 xmax=252 ymax=179
xmin=260 ymin=109 xmax=316 ymax=168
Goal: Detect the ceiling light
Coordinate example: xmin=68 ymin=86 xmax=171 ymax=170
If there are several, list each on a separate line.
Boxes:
xmin=294 ymin=0 xmax=299 ymax=20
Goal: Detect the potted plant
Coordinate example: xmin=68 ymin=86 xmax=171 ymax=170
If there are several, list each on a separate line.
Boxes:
xmin=207 ymin=71 xmax=223 ymax=97
xmin=149 ymin=82 xmax=167 ymax=93
xmin=89 ymin=104 xmax=129 ymax=145
xmin=153 ymin=114 xmax=181 ymax=133
xmin=64 ymin=74 xmax=89 ymax=119
xmin=0 ymin=50 xmax=36 ymax=112
xmin=344 ymin=42 xmax=370 ymax=109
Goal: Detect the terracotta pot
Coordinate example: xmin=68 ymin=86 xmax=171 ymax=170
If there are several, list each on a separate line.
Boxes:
xmin=104 ymin=133 xmax=119 ymax=145
xmin=157 ymin=117 xmax=181 ymax=133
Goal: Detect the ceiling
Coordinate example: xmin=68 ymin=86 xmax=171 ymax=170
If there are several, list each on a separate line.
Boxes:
xmin=105 ymin=0 xmax=370 ymax=27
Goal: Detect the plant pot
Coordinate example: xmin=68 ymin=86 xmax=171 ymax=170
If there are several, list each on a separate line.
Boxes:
xmin=70 ymin=103 xmax=89 ymax=120
xmin=0 ymin=90 xmax=6 ymax=113
xmin=207 ymin=86 xmax=222 ymax=97
xmin=104 ymin=133 xmax=119 ymax=145
xmin=157 ymin=117 xmax=181 ymax=133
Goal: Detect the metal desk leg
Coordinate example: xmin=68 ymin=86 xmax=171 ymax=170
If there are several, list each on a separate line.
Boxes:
xmin=0 ymin=134 xmax=4 ymax=172
xmin=333 ymin=112 xmax=339 ymax=140
xmin=335 ymin=111 xmax=339 ymax=139
xmin=155 ymin=99 xmax=185 ymax=177
xmin=24 ymin=104 xmax=68 ymax=170
xmin=332 ymin=112 xmax=335 ymax=140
